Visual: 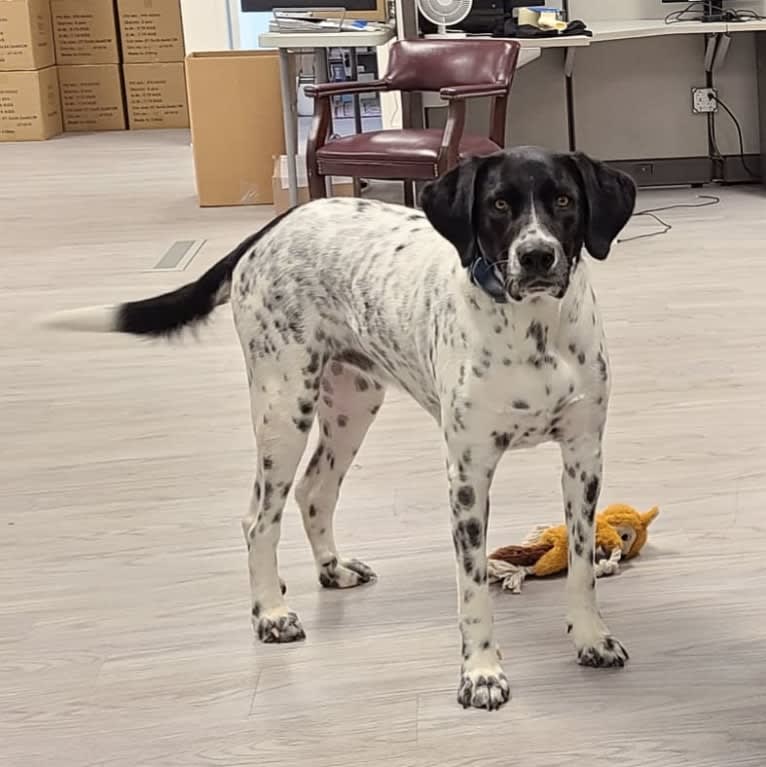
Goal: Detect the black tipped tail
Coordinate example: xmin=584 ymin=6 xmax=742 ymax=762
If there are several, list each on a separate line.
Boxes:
xmin=42 ymin=209 xmax=294 ymax=338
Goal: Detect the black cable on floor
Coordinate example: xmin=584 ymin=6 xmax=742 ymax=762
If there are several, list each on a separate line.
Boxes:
xmin=617 ymin=195 xmax=721 ymax=243
xmin=710 ymin=94 xmax=760 ymax=179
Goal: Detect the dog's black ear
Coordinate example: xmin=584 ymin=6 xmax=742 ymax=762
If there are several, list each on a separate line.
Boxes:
xmin=570 ymin=152 xmax=636 ymax=260
xmin=420 ymin=156 xmax=485 ymax=267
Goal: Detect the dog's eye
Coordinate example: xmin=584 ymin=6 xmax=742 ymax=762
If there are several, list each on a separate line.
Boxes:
xmin=555 ymin=195 xmax=571 ymax=208
xmin=494 ymin=199 xmax=510 ymax=212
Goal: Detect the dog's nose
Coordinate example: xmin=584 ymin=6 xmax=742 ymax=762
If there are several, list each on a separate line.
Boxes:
xmin=518 ymin=246 xmax=556 ymax=275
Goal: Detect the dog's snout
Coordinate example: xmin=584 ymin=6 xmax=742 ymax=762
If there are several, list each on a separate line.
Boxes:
xmin=518 ymin=246 xmax=556 ymax=275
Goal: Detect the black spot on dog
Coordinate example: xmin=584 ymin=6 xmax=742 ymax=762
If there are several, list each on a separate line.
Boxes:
xmin=305 ymin=350 xmax=321 ymax=375
xmin=457 ymin=486 xmax=476 ymax=508
xmin=395 ymin=244 xmax=405 ymax=252
xmin=355 ymin=376 xmax=370 ymax=392
xmin=465 ymin=518 xmax=482 ymax=548
xmin=512 ymin=399 xmax=529 ymax=410
xmin=596 ymin=352 xmax=608 ymax=381
xmin=577 ymin=351 xmax=586 ymax=365
xmin=262 ymin=456 xmax=273 ymax=470
xmin=493 ymin=431 xmax=511 ymax=450
xmin=294 ymin=417 xmax=312 ymax=432
xmin=585 ymin=476 xmax=600 ymax=506
xmin=322 ymin=422 xmax=331 ymax=438
xmin=574 ymin=540 xmax=584 ymax=557
xmin=481 ymin=640 xmax=491 ymax=651
xmin=370 ymin=404 xmax=380 ymax=415
xmin=336 ymin=349 xmax=375 ymax=371
xmin=526 ymin=321 xmax=547 ymax=354
xmin=252 ymin=603 xmax=261 ymax=618
xmin=337 ymin=414 xmax=348 ymax=427
xmin=299 ymin=400 xmax=314 ymax=415
xmin=306 ymin=445 xmax=324 ymax=473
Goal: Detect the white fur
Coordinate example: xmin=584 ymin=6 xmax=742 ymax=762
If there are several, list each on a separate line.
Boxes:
xmin=40 ymin=305 xmax=117 ymax=333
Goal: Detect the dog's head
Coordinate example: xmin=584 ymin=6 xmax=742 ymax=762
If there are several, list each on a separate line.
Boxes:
xmin=420 ymin=147 xmax=636 ymax=302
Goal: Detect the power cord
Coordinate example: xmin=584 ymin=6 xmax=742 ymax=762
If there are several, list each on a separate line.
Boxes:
xmin=665 ymin=1 xmax=707 ymax=23
xmin=709 ymin=93 xmax=760 ymax=178
xmin=618 ymin=195 xmax=721 ymax=243
xmin=665 ymin=3 xmax=764 ymax=23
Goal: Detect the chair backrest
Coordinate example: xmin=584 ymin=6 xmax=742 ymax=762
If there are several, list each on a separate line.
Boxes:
xmin=383 ymin=39 xmax=520 ymax=93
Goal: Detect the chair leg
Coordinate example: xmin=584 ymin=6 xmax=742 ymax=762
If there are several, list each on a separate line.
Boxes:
xmin=403 ymin=180 xmax=414 ymax=208
xmin=308 ymin=171 xmax=327 ymax=200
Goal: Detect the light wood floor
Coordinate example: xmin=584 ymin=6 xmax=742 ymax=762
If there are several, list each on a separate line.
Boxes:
xmin=2 ymin=131 xmax=766 ymax=767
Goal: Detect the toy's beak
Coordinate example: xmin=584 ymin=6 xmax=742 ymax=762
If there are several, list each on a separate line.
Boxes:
xmin=642 ymin=506 xmax=659 ymax=527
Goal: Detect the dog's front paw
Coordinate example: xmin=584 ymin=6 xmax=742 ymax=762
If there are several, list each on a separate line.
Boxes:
xmin=318 ymin=556 xmax=377 ymax=589
xmin=457 ymin=665 xmax=511 ymax=711
xmin=255 ymin=610 xmax=306 ymax=643
xmin=577 ymin=635 xmax=629 ymax=668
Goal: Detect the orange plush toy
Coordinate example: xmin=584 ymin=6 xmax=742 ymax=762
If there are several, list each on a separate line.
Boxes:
xmin=488 ymin=504 xmax=659 ymax=594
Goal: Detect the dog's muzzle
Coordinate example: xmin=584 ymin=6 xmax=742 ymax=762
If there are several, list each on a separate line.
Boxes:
xmin=508 ymin=243 xmax=567 ymax=301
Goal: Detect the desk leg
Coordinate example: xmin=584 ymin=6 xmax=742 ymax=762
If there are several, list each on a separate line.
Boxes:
xmin=278 ymin=48 xmax=299 ymax=209
xmin=758 ymin=33 xmax=766 ymax=186
xmin=564 ymin=48 xmax=577 ymax=152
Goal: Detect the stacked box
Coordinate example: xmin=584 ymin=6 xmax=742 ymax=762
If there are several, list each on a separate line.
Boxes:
xmin=50 ymin=0 xmax=125 ymax=130
xmin=117 ymin=0 xmax=188 ymax=129
xmin=0 ymin=0 xmax=61 ymax=141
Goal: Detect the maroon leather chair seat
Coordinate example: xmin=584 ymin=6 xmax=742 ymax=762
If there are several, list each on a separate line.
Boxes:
xmin=316 ymin=130 xmax=501 ymax=180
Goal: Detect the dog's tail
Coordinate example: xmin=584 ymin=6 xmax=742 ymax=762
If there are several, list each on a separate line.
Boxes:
xmin=41 ymin=210 xmax=292 ymax=338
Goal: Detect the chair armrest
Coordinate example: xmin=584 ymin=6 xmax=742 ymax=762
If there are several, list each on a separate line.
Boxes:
xmin=304 ymin=79 xmax=389 ymax=98
xmin=439 ymin=84 xmax=509 ymax=101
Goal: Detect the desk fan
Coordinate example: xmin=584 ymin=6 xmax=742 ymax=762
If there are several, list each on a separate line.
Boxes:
xmin=417 ymin=0 xmax=473 ymax=36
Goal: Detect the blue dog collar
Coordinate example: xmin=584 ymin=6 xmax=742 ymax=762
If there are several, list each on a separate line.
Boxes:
xmin=469 ymin=256 xmax=508 ymax=304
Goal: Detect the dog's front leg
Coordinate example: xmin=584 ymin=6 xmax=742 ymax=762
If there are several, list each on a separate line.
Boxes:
xmin=445 ymin=436 xmax=509 ymax=711
xmin=561 ymin=435 xmax=629 ymax=667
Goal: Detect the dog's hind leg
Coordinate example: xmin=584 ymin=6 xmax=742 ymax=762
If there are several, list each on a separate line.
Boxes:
xmin=295 ymin=360 xmax=385 ymax=588
xmin=242 ymin=343 xmax=323 ymax=644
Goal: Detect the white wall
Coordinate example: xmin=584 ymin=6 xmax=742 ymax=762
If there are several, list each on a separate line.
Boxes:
xmin=180 ymin=0 xmax=233 ymax=53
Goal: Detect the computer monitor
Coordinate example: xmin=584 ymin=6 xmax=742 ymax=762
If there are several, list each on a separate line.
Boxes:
xmin=662 ymin=0 xmax=727 ymax=23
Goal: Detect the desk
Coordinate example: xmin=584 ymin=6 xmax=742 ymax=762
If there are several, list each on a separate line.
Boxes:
xmin=259 ymin=27 xmax=395 ymax=207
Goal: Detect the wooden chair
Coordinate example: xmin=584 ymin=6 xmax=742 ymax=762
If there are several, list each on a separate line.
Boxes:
xmin=305 ymin=38 xmax=521 ymax=206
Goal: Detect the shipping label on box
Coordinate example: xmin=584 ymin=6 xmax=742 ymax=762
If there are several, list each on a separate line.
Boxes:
xmin=123 ymin=62 xmax=188 ymax=129
xmin=58 ymin=63 xmax=126 ymax=131
xmin=117 ymin=0 xmax=184 ymax=63
xmin=0 ymin=66 xmax=62 ymax=141
xmin=51 ymin=0 xmax=120 ymax=65
xmin=0 ymin=0 xmax=55 ymax=71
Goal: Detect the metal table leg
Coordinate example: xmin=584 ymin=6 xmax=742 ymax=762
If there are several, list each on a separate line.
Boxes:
xmin=350 ymin=48 xmax=363 ymax=135
xmin=278 ymin=48 xmax=299 ymax=208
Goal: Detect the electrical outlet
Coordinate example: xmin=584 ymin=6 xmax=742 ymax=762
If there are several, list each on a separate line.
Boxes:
xmin=692 ymin=87 xmax=718 ymax=114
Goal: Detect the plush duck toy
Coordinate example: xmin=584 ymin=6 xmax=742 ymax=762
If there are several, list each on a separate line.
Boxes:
xmin=488 ymin=504 xmax=659 ymax=594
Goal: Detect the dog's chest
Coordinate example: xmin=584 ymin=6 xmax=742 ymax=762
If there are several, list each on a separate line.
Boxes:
xmin=485 ymin=360 xmax=593 ymax=449
xmin=446 ymin=285 xmax=608 ymax=449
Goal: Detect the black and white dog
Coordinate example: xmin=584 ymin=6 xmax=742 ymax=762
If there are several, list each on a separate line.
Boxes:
xmin=46 ymin=147 xmax=636 ymax=711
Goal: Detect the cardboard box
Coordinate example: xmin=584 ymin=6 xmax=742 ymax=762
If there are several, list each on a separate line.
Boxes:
xmin=58 ymin=63 xmax=125 ymax=130
xmin=117 ymin=0 xmax=184 ymax=63
xmin=50 ymin=0 xmax=119 ymax=65
xmin=272 ymin=155 xmax=353 ymax=215
xmin=186 ymin=51 xmax=285 ymax=206
xmin=0 ymin=0 xmax=55 ymax=71
xmin=0 ymin=66 xmax=62 ymax=140
xmin=123 ymin=61 xmax=187 ymax=129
